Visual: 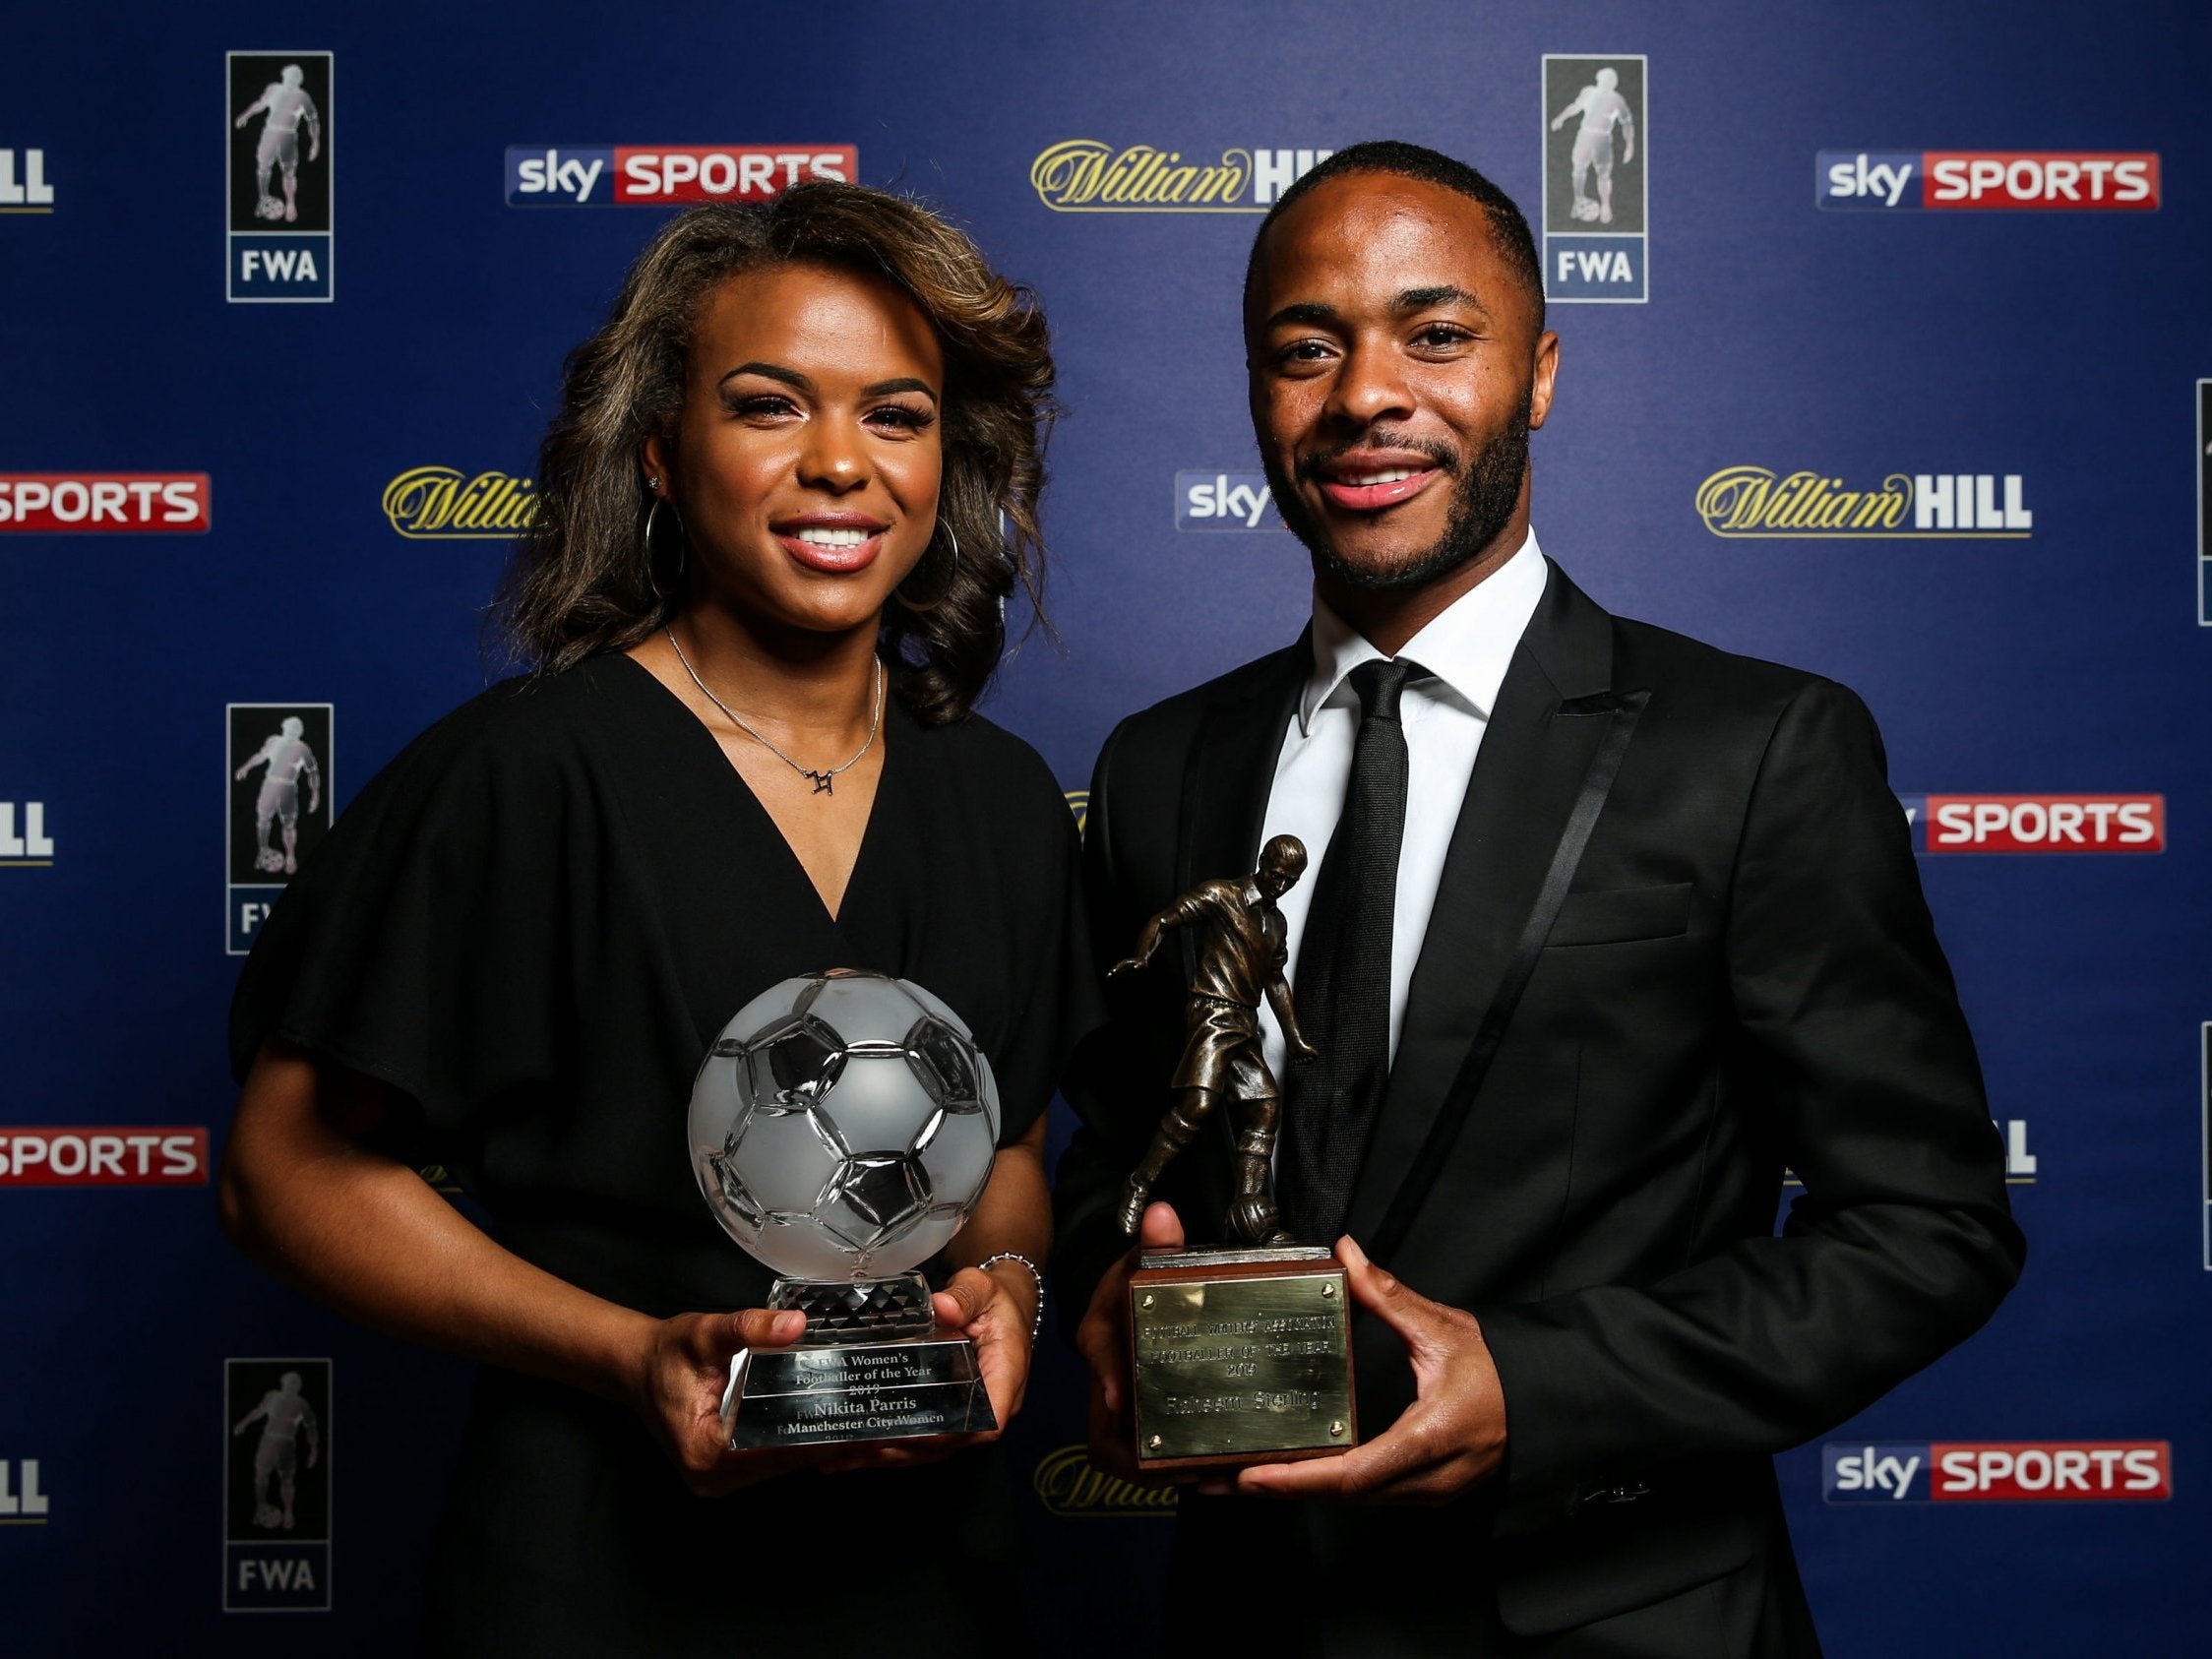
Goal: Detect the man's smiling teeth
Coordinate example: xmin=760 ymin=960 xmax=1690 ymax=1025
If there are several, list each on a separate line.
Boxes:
xmin=791 ymin=526 xmax=872 ymax=548
xmin=1341 ymin=467 xmax=1422 ymax=485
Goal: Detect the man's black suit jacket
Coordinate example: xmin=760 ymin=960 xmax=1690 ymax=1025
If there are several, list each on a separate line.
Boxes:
xmin=1055 ymin=562 xmax=2023 ymax=1652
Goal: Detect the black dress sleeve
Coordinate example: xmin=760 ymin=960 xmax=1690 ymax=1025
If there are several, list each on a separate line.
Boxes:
xmin=227 ymin=685 xmax=578 ymax=1176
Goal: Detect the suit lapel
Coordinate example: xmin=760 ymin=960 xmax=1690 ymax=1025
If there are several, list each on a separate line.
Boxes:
xmin=1343 ymin=563 xmax=1620 ymax=1243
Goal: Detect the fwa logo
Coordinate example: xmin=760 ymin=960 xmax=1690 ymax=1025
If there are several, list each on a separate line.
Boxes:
xmin=2197 ymin=380 xmax=2210 ymax=627
xmin=1029 ymin=144 xmax=1329 ymax=213
xmin=1824 ymin=1442 xmax=2170 ymax=1503
xmin=1175 ymin=470 xmax=1283 ymax=531
xmin=0 ymin=149 xmax=54 ymax=212
xmin=1542 ymin=55 xmax=1646 ymax=302
xmin=506 ymin=147 xmax=854 ymax=206
xmin=228 ymin=704 xmax=333 ymax=952
xmin=1897 ymin=794 xmax=2164 ymax=853
xmin=1817 ymin=151 xmax=2159 ymax=211
xmin=227 ymin=52 xmax=333 ymax=301
xmin=225 ymin=1359 xmax=331 ymax=1611
xmin=1694 ymin=468 xmax=2031 ymax=538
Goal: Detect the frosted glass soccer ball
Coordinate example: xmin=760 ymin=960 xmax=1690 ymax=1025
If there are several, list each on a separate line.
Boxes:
xmin=689 ymin=970 xmax=1002 ymax=1282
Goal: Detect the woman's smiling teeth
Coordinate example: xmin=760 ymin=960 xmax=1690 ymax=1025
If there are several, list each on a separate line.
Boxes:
xmin=791 ymin=525 xmax=874 ymax=548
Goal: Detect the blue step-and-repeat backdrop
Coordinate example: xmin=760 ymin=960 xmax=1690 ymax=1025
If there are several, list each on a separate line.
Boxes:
xmin=3 ymin=2 xmax=2207 ymax=1651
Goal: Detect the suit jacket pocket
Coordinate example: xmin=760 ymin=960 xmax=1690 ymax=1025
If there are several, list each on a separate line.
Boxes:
xmin=1493 ymin=1477 xmax=1762 ymax=1637
xmin=1544 ymin=882 xmax=1692 ymax=949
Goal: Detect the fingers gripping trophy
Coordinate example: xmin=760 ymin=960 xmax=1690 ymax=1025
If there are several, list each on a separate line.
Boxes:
xmin=1110 ymin=834 xmax=1359 ymax=1469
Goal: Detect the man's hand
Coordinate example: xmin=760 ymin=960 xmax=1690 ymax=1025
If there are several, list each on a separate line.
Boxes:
xmin=1107 ymin=951 xmax=1149 ymax=982
xmin=1075 ymin=1200 xmax=1185 ymax=1481
xmin=1236 ymin=1236 xmax=1506 ymax=1505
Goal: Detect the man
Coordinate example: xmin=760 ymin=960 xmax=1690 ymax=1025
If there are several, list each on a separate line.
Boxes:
xmin=236 ymin=715 xmax=321 ymax=874
xmin=1056 ymin=143 xmax=2020 ymax=1656
xmin=234 ymin=64 xmax=321 ymax=224
xmin=1551 ymin=67 xmax=1635 ymax=223
xmin=1111 ymin=833 xmax=1320 ymax=1244
xmin=234 ymin=1371 xmax=320 ymax=1531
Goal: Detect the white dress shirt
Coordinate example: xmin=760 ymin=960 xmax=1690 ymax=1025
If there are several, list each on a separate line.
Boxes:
xmin=1257 ymin=530 xmax=1549 ymax=1082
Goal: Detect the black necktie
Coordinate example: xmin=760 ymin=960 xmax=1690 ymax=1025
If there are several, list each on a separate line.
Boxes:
xmin=1278 ymin=656 xmax=1415 ymax=1244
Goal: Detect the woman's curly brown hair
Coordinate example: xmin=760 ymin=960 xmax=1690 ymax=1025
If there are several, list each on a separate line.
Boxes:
xmin=497 ymin=184 xmax=1057 ymax=724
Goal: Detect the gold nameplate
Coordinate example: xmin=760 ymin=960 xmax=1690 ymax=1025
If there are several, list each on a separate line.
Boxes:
xmin=1129 ymin=1249 xmax=1357 ymax=1468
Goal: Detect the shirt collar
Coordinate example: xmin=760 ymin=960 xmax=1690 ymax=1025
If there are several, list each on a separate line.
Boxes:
xmin=1299 ymin=528 xmax=1549 ymax=734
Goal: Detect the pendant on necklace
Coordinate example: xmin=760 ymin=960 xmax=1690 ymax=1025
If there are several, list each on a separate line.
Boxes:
xmin=806 ymin=770 xmax=834 ymax=795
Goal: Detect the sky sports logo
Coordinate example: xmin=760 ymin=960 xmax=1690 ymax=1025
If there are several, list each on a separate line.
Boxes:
xmin=1817 ymin=151 xmax=2159 ymax=211
xmin=1175 ymin=470 xmax=1283 ymax=531
xmin=1897 ymin=794 xmax=2163 ymax=853
xmin=0 ymin=1128 xmax=209 ymax=1186
xmin=1824 ymin=1442 xmax=2170 ymax=1503
xmin=506 ymin=146 xmax=853 ymax=206
xmin=0 ymin=475 xmax=210 ymax=532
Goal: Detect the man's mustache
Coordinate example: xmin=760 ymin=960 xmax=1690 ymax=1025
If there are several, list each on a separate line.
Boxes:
xmin=1294 ymin=432 xmax=1461 ymax=484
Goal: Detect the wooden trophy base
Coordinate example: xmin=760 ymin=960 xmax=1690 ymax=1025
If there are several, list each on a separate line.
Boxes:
xmin=1128 ymin=1245 xmax=1358 ymax=1471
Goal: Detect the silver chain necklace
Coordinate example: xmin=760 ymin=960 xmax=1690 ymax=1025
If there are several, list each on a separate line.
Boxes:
xmin=664 ymin=627 xmax=884 ymax=796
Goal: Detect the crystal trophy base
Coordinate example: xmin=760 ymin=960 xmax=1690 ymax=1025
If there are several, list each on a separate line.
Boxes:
xmin=719 ymin=1271 xmax=997 ymax=1449
xmin=769 ymin=1271 xmax=937 ymax=1342
xmin=1129 ymin=1245 xmax=1357 ymax=1470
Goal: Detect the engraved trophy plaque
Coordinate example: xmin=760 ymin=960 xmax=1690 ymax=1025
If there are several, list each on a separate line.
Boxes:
xmin=689 ymin=969 xmax=1001 ymax=1448
xmin=1111 ymin=835 xmax=1358 ymax=1469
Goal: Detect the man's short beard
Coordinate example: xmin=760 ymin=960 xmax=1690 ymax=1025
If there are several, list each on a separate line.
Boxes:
xmin=1271 ymin=393 xmax=1532 ymax=593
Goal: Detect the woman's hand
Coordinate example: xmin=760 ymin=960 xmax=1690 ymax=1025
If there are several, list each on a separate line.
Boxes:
xmin=809 ymin=1261 xmax=1037 ymax=1476
xmin=631 ymin=1307 xmax=827 ymax=1496
xmin=933 ymin=1260 xmax=1038 ymax=1432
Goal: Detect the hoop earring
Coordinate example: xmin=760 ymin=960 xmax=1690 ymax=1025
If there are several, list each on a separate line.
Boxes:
xmin=894 ymin=522 xmax=959 ymax=613
xmin=645 ymin=497 xmax=688 ymax=604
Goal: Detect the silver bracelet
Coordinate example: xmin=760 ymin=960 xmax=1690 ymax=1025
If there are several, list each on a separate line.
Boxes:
xmin=977 ymin=1251 xmax=1046 ymax=1343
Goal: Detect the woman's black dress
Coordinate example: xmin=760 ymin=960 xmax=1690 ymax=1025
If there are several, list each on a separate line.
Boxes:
xmin=228 ymin=654 xmax=1094 ymax=1657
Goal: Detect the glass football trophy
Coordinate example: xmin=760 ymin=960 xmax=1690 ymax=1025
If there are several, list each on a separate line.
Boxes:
xmin=1110 ymin=835 xmax=1358 ymax=1470
xmin=689 ymin=968 xmax=1001 ymax=1448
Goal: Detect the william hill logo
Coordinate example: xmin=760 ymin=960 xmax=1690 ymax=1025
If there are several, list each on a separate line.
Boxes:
xmin=382 ymin=465 xmax=540 ymax=538
xmin=1030 ymin=143 xmax=1328 ymax=213
xmin=1031 ymin=1444 xmax=1176 ymax=1516
xmin=1694 ymin=467 xmax=2032 ymax=539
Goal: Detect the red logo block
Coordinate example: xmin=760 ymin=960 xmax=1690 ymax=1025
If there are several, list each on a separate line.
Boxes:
xmin=1923 ymin=153 xmax=2159 ymax=210
xmin=1931 ymin=1443 xmax=2171 ymax=1501
xmin=0 ymin=474 xmax=211 ymax=532
xmin=613 ymin=147 xmax=855 ymax=204
xmin=0 ymin=1127 xmax=210 ymax=1186
xmin=1923 ymin=794 xmax=2164 ymax=852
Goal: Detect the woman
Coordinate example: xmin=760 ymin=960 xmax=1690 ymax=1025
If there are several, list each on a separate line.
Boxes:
xmin=220 ymin=185 xmax=1088 ymax=1656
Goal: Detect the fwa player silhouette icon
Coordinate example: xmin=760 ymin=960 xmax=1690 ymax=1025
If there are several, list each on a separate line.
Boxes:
xmin=233 ymin=64 xmax=322 ymax=223
xmin=235 ymin=716 xmax=322 ymax=875
xmin=233 ymin=1372 xmax=321 ymax=1531
xmin=1550 ymin=65 xmax=1636 ymax=223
